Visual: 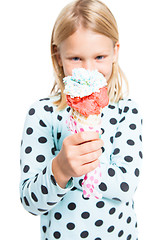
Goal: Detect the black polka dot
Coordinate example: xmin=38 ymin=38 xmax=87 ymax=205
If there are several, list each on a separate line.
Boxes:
xmin=101 ymin=147 xmax=105 ymax=153
xmin=50 ymin=175 xmax=57 ymax=186
xmin=54 ymin=212 xmax=62 ymax=220
xmin=108 ymin=168 xmax=115 ymax=177
xmin=57 ymin=115 xmax=62 ymax=121
xmin=81 ymin=211 xmax=90 ymax=219
xmin=38 ymin=137 xmax=47 ymax=143
xmin=44 ymin=105 xmax=53 ymax=113
xmin=135 ymin=168 xmax=140 ymax=177
xmin=119 ymin=108 xmax=122 ymax=114
xmin=79 ymin=179 xmax=83 ymax=187
xmin=25 ymin=146 xmax=32 ymax=154
xmin=66 ymin=107 xmax=71 ymax=112
xmin=57 ymin=193 xmax=66 ymax=198
xmin=39 ymin=120 xmax=47 ymax=127
xmin=120 ymin=182 xmax=129 ymax=192
xmin=110 ymin=118 xmax=117 ymax=125
xmin=95 ymin=220 xmax=103 ymax=227
xmin=26 ymin=127 xmax=33 ymax=135
xmin=113 ymin=148 xmax=120 ymax=155
xmin=118 ymin=230 xmax=124 ymax=237
xmin=57 ymin=132 xmax=61 ymax=140
xmin=29 ymin=108 xmax=35 ymax=115
xmin=31 ymin=192 xmax=38 ymax=202
xmin=24 ymin=196 xmax=29 ymax=206
xmin=108 ymin=104 xmax=115 ymax=109
xmin=115 ymin=131 xmax=122 ymax=138
xmin=110 ymin=136 xmax=113 ymax=143
xmin=38 ymin=208 xmax=47 ymax=212
xmin=36 ymin=155 xmax=45 ymax=163
xmin=53 ymin=231 xmax=61 ymax=239
xmin=41 ymin=185 xmax=48 ymax=194
xmin=47 ymin=202 xmax=57 ymax=206
xmin=82 ymin=195 xmax=89 ymax=200
xmin=42 ymin=167 xmax=47 ymax=175
xmin=124 ymin=156 xmax=133 ymax=163
xmin=124 ymin=106 xmax=129 ymax=113
xmin=95 ymin=238 xmax=101 ymax=240
xmin=119 ymin=116 xmax=125 ymax=123
xmin=68 ymin=202 xmax=76 ymax=210
xmin=119 ymin=167 xmax=127 ymax=173
xmin=127 ymin=234 xmax=132 ymax=240
xmin=118 ymin=212 xmax=123 ymax=219
xmin=42 ymin=226 xmax=47 ymax=233
xmin=99 ymin=182 xmax=107 ymax=191
xmin=139 ymin=151 xmax=143 ymax=159
xmin=129 ymin=124 xmax=136 ymax=130
xmin=127 ymin=139 xmax=135 ymax=146
xmin=132 ymin=108 xmax=138 ymax=114
xmin=127 ymin=217 xmax=131 ymax=224
xmin=66 ymin=222 xmax=75 ymax=230
xmin=101 ymin=128 xmax=105 ymax=134
xmin=96 ymin=201 xmax=105 ymax=208
xmin=139 ymin=135 xmax=142 ymax=142
xmin=107 ymin=226 xmax=115 ymax=233
xmin=109 ymin=208 xmax=116 ymax=215
xmin=101 ymin=112 xmax=104 ymax=117
xmin=39 ymin=98 xmax=50 ymax=101
xmin=23 ymin=165 xmax=30 ymax=173
xmin=112 ymin=197 xmax=121 ymax=202
xmin=34 ymin=174 xmax=38 ymax=183
xmin=80 ymin=231 xmax=89 ymax=238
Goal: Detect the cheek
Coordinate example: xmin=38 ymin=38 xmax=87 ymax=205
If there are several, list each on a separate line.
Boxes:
xmin=100 ymin=62 xmax=113 ymax=80
xmin=61 ymin=61 xmax=73 ymax=77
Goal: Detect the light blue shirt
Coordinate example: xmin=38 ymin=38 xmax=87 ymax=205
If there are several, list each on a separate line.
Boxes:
xmin=20 ymin=97 xmax=142 ymax=239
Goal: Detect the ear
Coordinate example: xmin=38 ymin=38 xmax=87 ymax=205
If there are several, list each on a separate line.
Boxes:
xmin=53 ymin=45 xmax=63 ymax=66
xmin=113 ymin=42 xmax=120 ymax=63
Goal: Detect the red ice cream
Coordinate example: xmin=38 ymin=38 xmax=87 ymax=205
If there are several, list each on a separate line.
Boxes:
xmin=66 ymin=86 xmax=109 ymax=117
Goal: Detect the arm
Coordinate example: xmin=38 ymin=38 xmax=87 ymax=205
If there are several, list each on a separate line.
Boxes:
xmin=19 ymin=99 xmax=73 ymax=216
xmin=20 ymin=99 xmax=103 ymax=215
xmin=99 ymin=99 xmax=143 ymax=202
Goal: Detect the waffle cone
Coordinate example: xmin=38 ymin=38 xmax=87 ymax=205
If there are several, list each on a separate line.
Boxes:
xmin=68 ymin=109 xmax=101 ymax=133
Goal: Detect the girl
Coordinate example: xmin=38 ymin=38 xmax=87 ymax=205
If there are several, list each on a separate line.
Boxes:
xmin=20 ymin=0 xmax=142 ymax=239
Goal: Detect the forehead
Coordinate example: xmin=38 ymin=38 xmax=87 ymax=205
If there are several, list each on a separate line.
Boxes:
xmin=59 ymin=26 xmax=114 ymax=54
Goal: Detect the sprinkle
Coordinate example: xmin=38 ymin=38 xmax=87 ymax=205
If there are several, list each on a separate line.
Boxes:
xmin=63 ymin=68 xmax=107 ymax=98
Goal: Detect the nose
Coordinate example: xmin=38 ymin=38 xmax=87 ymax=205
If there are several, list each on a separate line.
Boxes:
xmin=82 ymin=60 xmax=95 ymax=71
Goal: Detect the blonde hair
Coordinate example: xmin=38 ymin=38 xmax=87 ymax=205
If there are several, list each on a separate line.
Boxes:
xmin=50 ymin=0 xmax=129 ymax=110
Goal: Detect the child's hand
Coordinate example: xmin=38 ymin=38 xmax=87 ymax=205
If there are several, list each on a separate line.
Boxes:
xmin=52 ymin=131 xmax=103 ymax=188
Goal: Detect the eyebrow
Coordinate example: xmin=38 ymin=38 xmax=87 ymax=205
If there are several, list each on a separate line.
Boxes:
xmin=65 ymin=50 xmax=110 ymax=56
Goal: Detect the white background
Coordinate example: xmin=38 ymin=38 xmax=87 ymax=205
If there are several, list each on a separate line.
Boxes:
xmin=0 ymin=0 xmax=160 ymax=239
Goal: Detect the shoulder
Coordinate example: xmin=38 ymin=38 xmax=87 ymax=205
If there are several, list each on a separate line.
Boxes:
xmin=118 ymin=98 xmax=140 ymax=115
xmin=27 ymin=96 xmax=60 ymax=116
xmin=117 ymin=98 xmax=142 ymax=126
xmin=26 ymin=96 xmax=71 ymax=124
xmin=25 ymin=97 xmax=58 ymax=127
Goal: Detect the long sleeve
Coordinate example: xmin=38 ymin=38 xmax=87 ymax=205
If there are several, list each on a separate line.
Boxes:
xmin=19 ymin=99 xmax=73 ymax=216
xmin=98 ymin=99 xmax=143 ymax=202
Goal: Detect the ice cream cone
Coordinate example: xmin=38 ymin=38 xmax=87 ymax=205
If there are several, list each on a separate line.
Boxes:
xmin=68 ymin=109 xmax=101 ymax=134
xmin=63 ymin=68 xmax=109 ymax=199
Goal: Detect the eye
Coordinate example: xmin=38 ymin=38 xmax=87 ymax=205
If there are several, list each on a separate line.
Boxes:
xmin=72 ymin=57 xmax=81 ymax=61
xmin=96 ymin=56 xmax=104 ymax=60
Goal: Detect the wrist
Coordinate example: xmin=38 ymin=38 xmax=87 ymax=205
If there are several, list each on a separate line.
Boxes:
xmin=52 ymin=155 xmax=71 ymax=189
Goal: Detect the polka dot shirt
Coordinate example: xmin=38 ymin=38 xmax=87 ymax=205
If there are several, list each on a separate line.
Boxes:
xmin=20 ymin=97 xmax=143 ymax=240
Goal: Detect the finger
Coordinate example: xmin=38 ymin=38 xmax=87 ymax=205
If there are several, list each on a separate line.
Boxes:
xmin=78 ymin=139 xmax=104 ymax=155
xmin=81 ymin=159 xmax=100 ymax=175
xmin=69 ymin=131 xmax=100 ymax=145
xmin=80 ymin=148 xmax=102 ymax=165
